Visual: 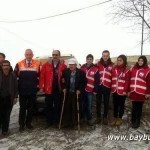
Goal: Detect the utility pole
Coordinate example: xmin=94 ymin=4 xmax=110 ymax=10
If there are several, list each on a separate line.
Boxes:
xmin=141 ymin=1 xmax=145 ymax=55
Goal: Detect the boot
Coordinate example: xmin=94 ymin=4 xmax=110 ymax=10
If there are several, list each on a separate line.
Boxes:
xmin=111 ymin=118 xmax=117 ymax=126
xmin=2 ymin=131 xmax=10 ymax=136
xmin=19 ymin=125 xmax=25 ymax=132
xmin=26 ymin=124 xmax=34 ymax=130
xmin=132 ymin=119 xmax=140 ymax=129
xmin=115 ymin=118 xmax=123 ymax=126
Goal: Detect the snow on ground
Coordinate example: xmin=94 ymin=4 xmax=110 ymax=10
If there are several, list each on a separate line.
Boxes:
xmin=0 ymin=100 xmax=150 ymax=150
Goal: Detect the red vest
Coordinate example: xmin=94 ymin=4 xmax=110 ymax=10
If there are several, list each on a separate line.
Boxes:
xmin=97 ymin=63 xmax=113 ymax=88
xmin=130 ymin=67 xmax=150 ymax=95
xmin=81 ymin=65 xmax=98 ymax=92
xmin=39 ymin=61 xmax=66 ymax=94
xmin=111 ymin=67 xmax=129 ymax=95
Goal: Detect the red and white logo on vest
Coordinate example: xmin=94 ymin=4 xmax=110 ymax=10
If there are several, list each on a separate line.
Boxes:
xmin=107 ymin=66 xmax=112 ymax=71
xmin=119 ymin=72 xmax=125 ymax=78
xmin=139 ymin=72 xmax=144 ymax=77
xmin=90 ymin=71 xmax=95 ymax=75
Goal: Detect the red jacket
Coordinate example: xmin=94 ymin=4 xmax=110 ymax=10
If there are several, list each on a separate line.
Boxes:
xmin=81 ymin=64 xmax=98 ymax=92
xmin=111 ymin=65 xmax=130 ymax=95
xmin=39 ymin=61 xmax=66 ymax=94
xmin=97 ymin=62 xmax=113 ymax=88
xmin=129 ymin=66 xmax=150 ymax=101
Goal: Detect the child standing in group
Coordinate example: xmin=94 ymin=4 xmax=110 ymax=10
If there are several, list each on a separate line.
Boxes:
xmin=111 ymin=55 xmax=130 ymax=126
xmin=129 ymin=56 xmax=150 ymax=129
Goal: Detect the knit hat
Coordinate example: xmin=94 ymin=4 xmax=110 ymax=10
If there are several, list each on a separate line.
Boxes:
xmin=68 ymin=58 xmax=77 ymax=65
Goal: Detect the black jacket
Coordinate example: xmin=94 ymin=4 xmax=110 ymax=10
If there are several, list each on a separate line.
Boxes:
xmin=14 ymin=63 xmax=39 ymax=95
xmin=0 ymin=71 xmax=18 ymax=101
xmin=61 ymin=68 xmax=86 ymax=93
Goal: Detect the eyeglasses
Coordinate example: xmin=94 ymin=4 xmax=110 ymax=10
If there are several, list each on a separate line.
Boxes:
xmin=52 ymin=54 xmax=59 ymax=56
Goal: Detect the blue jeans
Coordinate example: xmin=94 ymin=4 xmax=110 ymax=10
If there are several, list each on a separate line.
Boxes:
xmin=84 ymin=92 xmax=93 ymax=120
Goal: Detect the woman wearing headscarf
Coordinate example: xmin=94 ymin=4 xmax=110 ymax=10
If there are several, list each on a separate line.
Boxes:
xmin=129 ymin=56 xmax=150 ymax=129
xmin=111 ymin=55 xmax=130 ymax=126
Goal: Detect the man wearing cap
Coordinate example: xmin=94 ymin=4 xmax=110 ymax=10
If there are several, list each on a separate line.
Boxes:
xmin=39 ymin=50 xmax=67 ymax=126
xmin=61 ymin=58 xmax=86 ymax=128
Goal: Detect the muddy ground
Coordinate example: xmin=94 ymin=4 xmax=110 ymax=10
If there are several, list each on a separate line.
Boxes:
xmin=0 ymin=98 xmax=150 ymax=150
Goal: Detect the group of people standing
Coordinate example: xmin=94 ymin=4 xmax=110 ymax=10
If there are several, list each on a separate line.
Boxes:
xmin=0 ymin=49 xmax=150 ymax=137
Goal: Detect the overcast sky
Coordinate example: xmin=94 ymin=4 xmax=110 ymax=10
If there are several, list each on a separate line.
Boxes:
xmin=0 ymin=0 xmax=149 ymax=67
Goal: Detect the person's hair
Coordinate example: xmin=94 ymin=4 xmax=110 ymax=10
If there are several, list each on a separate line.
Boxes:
xmin=134 ymin=55 xmax=148 ymax=68
xmin=52 ymin=50 xmax=61 ymax=56
xmin=25 ymin=49 xmax=33 ymax=54
xmin=136 ymin=55 xmax=148 ymax=67
xmin=102 ymin=50 xmax=110 ymax=54
xmin=2 ymin=60 xmax=11 ymax=66
xmin=86 ymin=54 xmax=94 ymax=60
xmin=117 ymin=54 xmax=127 ymax=66
xmin=0 ymin=53 xmax=6 ymax=59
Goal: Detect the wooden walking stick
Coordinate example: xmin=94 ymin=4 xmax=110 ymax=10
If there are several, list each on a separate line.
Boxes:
xmin=59 ymin=92 xmax=66 ymax=130
xmin=76 ymin=93 xmax=80 ymax=134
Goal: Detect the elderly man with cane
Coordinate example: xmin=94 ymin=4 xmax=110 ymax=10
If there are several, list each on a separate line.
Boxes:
xmin=59 ymin=58 xmax=86 ymax=132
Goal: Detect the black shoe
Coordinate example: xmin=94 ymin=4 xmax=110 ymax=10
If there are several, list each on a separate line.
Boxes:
xmin=96 ymin=117 xmax=101 ymax=124
xmin=19 ymin=126 xmax=25 ymax=132
xmin=45 ymin=123 xmax=53 ymax=129
xmin=132 ymin=121 xmax=140 ymax=129
xmin=103 ymin=117 xmax=108 ymax=125
xmin=87 ymin=119 xmax=95 ymax=126
xmin=26 ymin=124 xmax=34 ymax=130
xmin=2 ymin=131 xmax=10 ymax=136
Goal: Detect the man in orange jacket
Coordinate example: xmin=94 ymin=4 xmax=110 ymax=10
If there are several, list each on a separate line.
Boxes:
xmin=14 ymin=49 xmax=40 ymax=132
xmin=39 ymin=50 xmax=67 ymax=126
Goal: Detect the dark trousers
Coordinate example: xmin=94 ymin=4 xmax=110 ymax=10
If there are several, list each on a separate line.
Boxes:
xmin=96 ymin=85 xmax=111 ymax=118
xmin=62 ymin=92 xmax=79 ymax=126
xmin=19 ymin=94 xmax=36 ymax=127
xmin=113 ymin=93 xmax=126 ymax=118
xmin=82 ymin=92 xmax=93 ymax=120
xmin=45 ymin=92 xmax=61 ymax=124
xmin=0 ymin=116 xmax=1 ymax=128
xmin=0 ymin=96 xmax=13 ymax=133
xmin=131 ymin=101 xmax=144 ymax=124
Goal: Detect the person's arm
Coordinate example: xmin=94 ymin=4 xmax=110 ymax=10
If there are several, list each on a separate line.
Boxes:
xmin=124 ymin=70 xmax=131 ymax=94
xmin=77 ymin=70 xmax=86 ymax=94
xmin=13 ymin=73 xmax=18 ymax=105
xmin=39 ymin=64 xmax=46 ymax=91
xmin=145 ymin=72 xmax=150 ymax=99
xmin=61 ymin=69 xmax=67 ymax=93
xmin=93 ymin=70 xmax=100 ymax=93
xmin=14 ymin=63 xmax=19 ymax=77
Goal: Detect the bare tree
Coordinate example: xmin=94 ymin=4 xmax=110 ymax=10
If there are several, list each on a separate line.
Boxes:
xmin=110 ymin=0 xmax=150 ymax=54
